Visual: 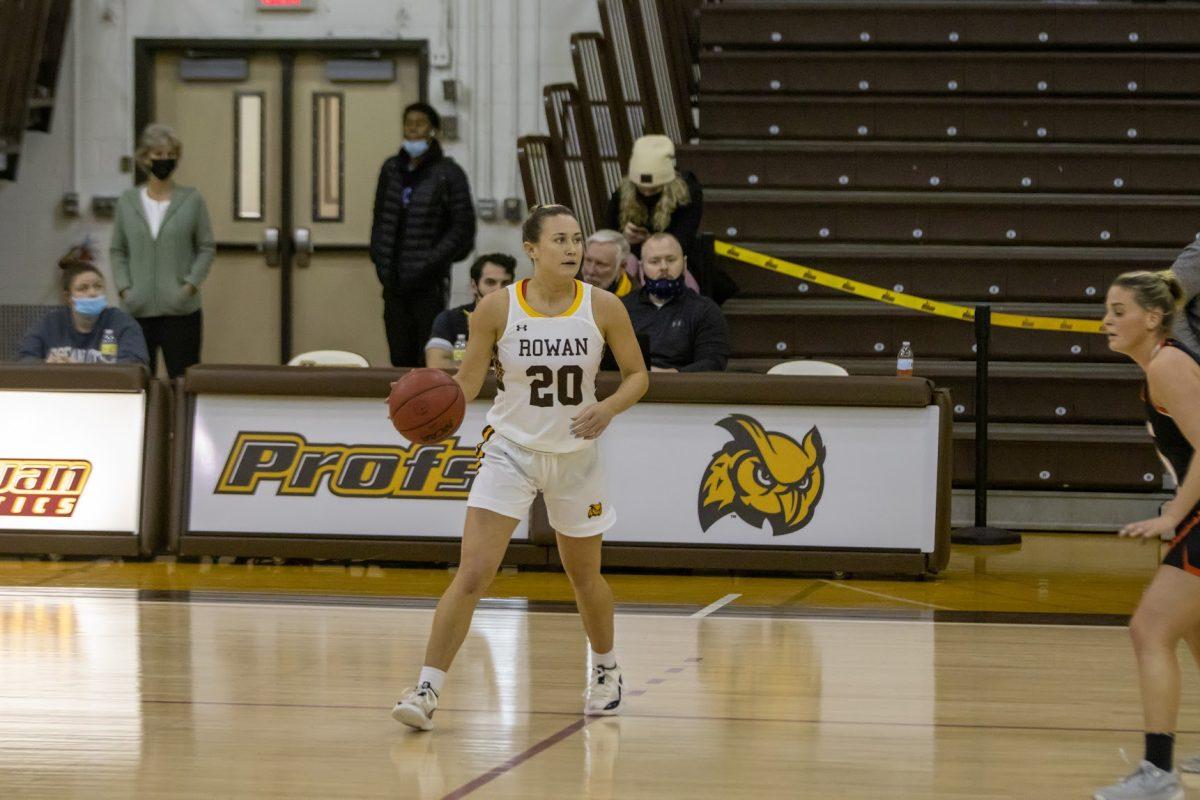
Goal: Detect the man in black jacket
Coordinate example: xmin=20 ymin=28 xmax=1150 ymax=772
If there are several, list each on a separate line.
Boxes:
xmin=370 ymin=102 xmax=476 ymax=366
xmin=622 ymin=233 xmax=729 ymax=373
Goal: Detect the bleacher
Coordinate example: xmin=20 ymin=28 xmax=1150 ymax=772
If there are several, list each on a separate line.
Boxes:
xmin=0 ymin=0 xmax=71 ymax=180
xmin=695 ymin=0 xmax=1200 ymax=496
xmin=521 ymin=0 xmax=1199 ymax=499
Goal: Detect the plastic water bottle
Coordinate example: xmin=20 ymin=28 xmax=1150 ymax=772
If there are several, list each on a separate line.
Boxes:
xmin=100 ymin=329 xmax=118 ymax=363
xmin=896 ymin=340 xmax=914 ymax=378
xmin=453 ymin=334 xmax=467 ymax=365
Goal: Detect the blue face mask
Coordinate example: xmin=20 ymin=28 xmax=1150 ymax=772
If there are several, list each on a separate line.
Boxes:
xmin=72 ymin=295 xmax=107 ymax=317
xmin=402 ymin=139 xmax=430 ymax=158
xmin=644 ymin=275 xmax=685 ymax=300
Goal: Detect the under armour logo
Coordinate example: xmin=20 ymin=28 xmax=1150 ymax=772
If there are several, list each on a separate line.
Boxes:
xmin=671 ymin=319 xmax=684 ymax=328
xmin=515 ymin=324 xmax=528 ymax=332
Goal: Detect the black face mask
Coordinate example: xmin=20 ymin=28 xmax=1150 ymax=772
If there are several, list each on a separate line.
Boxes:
xmin=644 ymin=274 xmax=686 ymax=300
xmin=149 ymin=158 xmax=177 ymax=180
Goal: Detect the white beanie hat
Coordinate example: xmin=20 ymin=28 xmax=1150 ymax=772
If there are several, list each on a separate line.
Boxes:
xmin=628 ymin=135 xmax=676 ymax=188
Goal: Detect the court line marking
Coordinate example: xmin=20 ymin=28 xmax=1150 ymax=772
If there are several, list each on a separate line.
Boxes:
xmin=133 ymin=697 xmax=1194 ymax=737
xmin=690 ymin=593 xmax=741 ymax=618
xmin=0 ymin=587 xmax=1130 ymax=629
xmin=815 ymin=579 xmax=952 ymax=610
xmin=439 ymin=717 xmax=592 ymax=800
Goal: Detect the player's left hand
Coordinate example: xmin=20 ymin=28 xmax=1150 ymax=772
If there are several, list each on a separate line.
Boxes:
xmin=1120 ymin=513 xmax=1181 ymax=541
xmin=570 ymin=402 xmax=614 ymax=439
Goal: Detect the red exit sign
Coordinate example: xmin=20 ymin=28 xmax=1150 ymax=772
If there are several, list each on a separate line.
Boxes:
xmin=257 ymin=0 xmax=316 ymax=10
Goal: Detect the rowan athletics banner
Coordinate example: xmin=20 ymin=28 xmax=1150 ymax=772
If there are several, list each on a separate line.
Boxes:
xmin=0 ymin=391 xmax=145 ymax=534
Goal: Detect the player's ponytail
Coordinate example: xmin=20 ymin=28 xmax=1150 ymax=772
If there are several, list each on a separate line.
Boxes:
xmin=1112 ymin=269 xmax=1187 ymax=333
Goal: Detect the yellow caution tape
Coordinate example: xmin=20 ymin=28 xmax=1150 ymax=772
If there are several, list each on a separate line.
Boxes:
xmin=715 ymin=240 xmax=1106 ymax=334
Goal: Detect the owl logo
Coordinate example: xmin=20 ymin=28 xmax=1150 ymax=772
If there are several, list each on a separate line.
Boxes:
xmin=587 ymin=503 xmax=603 ymax=519
xmin=698 ymin=415 xmax=826 ymax=536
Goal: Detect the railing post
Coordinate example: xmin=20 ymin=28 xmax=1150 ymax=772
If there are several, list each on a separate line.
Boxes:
xmin=952 ymin=304 xmax=1022 ymax=546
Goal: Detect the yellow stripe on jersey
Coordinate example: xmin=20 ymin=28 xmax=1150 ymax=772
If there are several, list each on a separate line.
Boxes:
xmin=516 ymin=279 xmax=585 ymax=318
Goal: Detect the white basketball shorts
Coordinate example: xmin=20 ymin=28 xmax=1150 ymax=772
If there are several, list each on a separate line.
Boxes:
xmin=467 ymin=433 xmax=616 ymax=538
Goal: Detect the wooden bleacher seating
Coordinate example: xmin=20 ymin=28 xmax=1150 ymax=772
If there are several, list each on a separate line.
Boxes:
xmin=694 ymin=0 xmax=1200 ymax=492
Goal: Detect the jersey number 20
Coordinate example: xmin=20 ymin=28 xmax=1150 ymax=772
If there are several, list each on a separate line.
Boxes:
xmin=527 ymin=365 xmax=584 ymax=407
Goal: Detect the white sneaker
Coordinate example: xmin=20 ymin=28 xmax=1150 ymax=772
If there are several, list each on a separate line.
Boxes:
xmin=392 ymin=682 xmax=439 ymax=731
xmin=584 ymin=664 xmax=624 ymax=716
xmin=1093 ymin=760 xmax=1183 ymax=800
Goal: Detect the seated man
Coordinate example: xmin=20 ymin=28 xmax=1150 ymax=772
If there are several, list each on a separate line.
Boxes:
xmin=581 ymin=229 xmax=636 ymax=298
xmin=622 ymin=233 xmax=729 ymax=373
xmin=424 ymin=252 xmax=516 ymax=369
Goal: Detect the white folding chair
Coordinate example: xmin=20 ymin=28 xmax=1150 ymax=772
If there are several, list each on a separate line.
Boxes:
xmin=766 ymin=360 xmax=849 ymax=377
xmin=287 ymin=350 xmax=370 ymax=368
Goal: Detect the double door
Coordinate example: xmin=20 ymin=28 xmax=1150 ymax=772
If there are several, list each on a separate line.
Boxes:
xmin=146 ymin=43 xmax=423 ymax=365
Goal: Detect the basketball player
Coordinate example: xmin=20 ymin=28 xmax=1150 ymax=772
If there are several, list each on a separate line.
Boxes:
xmin=1094 ymin=271 xmax=1200 ymax=800
xmin=392 ymin=204 xmax=649 ymax=731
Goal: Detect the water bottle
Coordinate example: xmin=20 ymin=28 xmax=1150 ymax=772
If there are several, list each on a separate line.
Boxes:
xmin=453 ymin=334 xmax=467 ymax=365
xmin=896 ymin=340 xmax=914 ymax=378
xmin=100 ymin=329 xmax=118 ymax=363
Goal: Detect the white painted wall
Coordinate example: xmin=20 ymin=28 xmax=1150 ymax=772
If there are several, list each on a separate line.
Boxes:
xmin=0 ymin=0 xmax=599 ymax=306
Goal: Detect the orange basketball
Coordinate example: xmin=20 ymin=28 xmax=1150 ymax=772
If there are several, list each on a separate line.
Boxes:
xmin=387 ymin=368 xmax=466 ymax=444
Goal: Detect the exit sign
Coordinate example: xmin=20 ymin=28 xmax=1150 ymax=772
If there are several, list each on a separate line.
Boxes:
xmin=257 ymin=0 xmax=316 ymax=10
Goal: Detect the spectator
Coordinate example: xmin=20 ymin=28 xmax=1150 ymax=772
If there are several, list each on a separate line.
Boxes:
xmin=424 ymin=253 xmax=516 ymax=369
xmin=19 ymin=252 xmax=148 ymax=366
xmin=1169 ymin=237 xmax=1200 ymax=352
xmin=371 ymin=102 xmax=477 ymax=367
xmin=581 ymin=230 xmax=635 ymax=298
xmin=110 ymin=122 xmax=214 ymax=378
xmin=622 ymin=233 xmax=729 ymax=373
xmin=606 ymin=135 xmax=703 ymax=267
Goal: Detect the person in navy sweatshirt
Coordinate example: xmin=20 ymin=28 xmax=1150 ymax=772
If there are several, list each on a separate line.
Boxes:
xmin=18 ymin=254 xmax=149 ymax=366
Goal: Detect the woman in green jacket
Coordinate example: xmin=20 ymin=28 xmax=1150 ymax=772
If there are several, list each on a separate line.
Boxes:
xmin=110 ymin=123 xmax=215 ymax=378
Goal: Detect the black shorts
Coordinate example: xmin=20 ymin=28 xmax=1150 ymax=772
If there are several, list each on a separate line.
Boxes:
xmin=1162 ymin=505 xmax=1200 ymax=575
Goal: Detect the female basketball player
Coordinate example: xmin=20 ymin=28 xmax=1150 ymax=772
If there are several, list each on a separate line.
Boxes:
xmin=1095 ymin=271 xmax=1200 ymax=800
xmin=392 ymin=205 xmax=649 ymax=731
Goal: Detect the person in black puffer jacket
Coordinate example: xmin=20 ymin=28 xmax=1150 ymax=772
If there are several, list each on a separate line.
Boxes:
xmin=370 ymin=102 xmax=476 ymax=366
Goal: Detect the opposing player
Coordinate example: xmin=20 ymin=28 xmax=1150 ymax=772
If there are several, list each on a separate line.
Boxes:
xmin=392 ymin=205 xmax=649 ymax=731
xmin=1095 ymin=271 xmax=1200 ymax=800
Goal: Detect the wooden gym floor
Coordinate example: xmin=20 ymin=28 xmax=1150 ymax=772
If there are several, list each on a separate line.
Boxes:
xmin=0 ymin=534 xmax=1194 ymax=799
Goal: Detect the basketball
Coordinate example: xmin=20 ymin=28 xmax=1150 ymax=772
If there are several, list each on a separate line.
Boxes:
xmin=387 ymin=368 xmax=466 ymax=444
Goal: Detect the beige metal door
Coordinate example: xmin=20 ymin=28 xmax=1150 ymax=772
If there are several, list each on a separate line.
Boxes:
xmin=149 ymin=47 xmax=422 ymax=366
xmin=153 ymin=52 xmax=283 ymax=365
xmin=290 ymin=54 xmax=421 ymax=366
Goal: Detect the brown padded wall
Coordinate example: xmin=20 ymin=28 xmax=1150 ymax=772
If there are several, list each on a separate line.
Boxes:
xmin=185 ymin=365 xmax=934 ymax=408
xmin=0 ymin=363 xmax=149 ymax=391
xmin=178 ymin=368 xmax=945 ymax=573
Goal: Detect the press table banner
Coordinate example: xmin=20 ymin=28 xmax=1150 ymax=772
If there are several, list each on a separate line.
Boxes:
xmin=598 ymin=403 xmax=941 ymax=551
xmin=189 ymin=394 xmax=938 ymax=550
xmin=0 ymin=391 xmax=145 ymax=533
xmin=188 ymin=395 xmax=529 ymax=539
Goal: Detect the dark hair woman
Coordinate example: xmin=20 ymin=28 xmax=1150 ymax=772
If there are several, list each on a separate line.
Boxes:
xmin=18 ymin=253 xmax=149 ymax=366
xmin=391 ymin=204 xmax=648 ymax=731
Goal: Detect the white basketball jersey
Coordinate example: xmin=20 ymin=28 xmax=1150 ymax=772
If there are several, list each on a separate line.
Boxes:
xmin=487 ymin=280 xmax=605 ymax=453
